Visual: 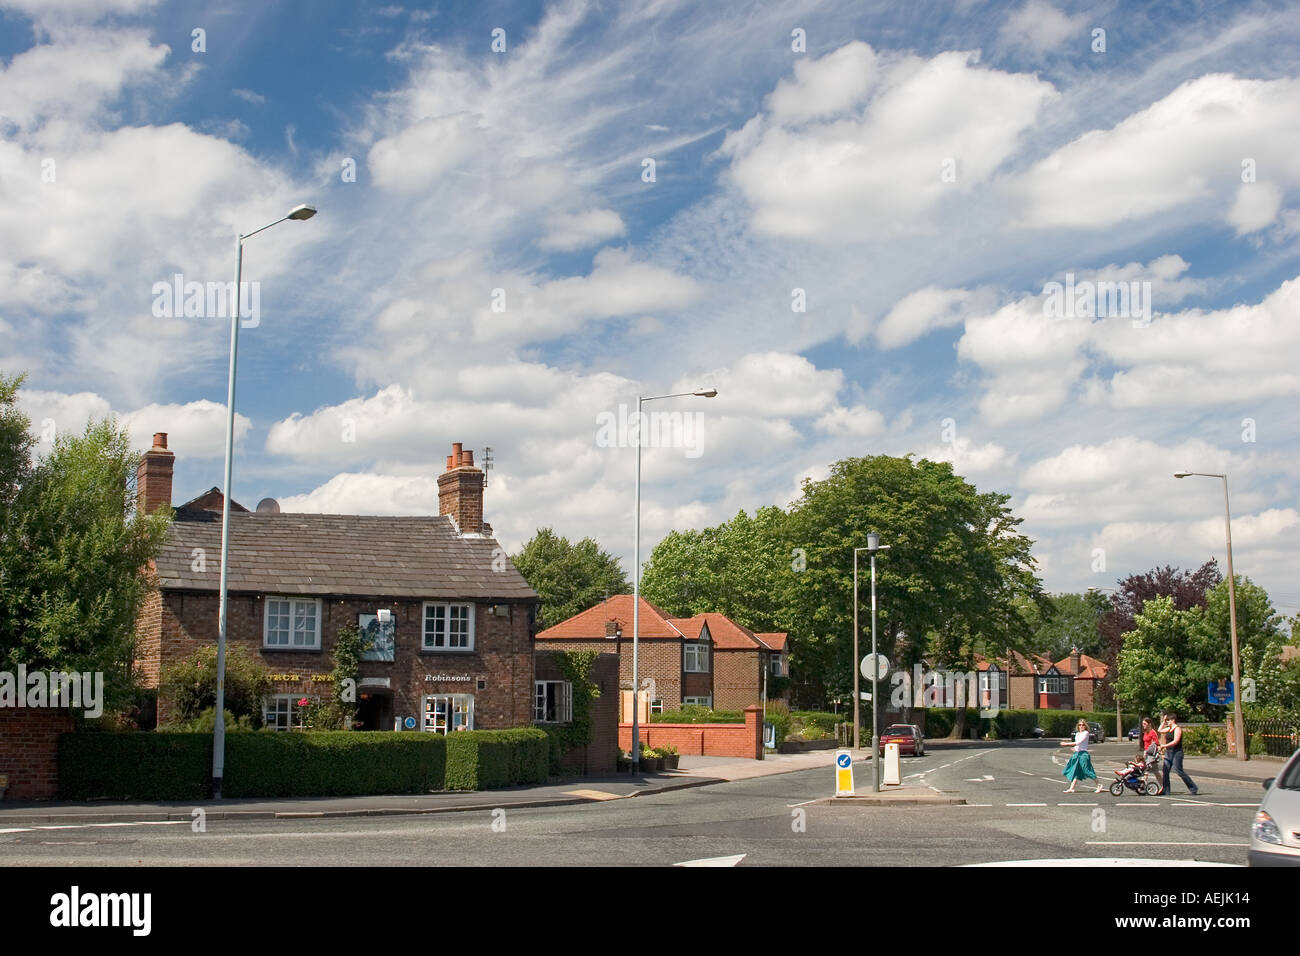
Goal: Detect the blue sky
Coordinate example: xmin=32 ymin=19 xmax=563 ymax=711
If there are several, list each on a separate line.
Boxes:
xmin=3 ymin=0 xmax=1300 ymax=618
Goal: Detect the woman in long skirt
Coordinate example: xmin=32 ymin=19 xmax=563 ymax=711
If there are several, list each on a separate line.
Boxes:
xmin=1061 ymin=718 xmax=1103 ymax=793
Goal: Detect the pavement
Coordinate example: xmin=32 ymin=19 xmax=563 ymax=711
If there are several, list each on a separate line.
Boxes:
xmin=0 ymin=742 xmax=1279 ymax=827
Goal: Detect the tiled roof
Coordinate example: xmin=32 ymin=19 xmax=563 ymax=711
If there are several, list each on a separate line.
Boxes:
xmin=536 ymin=595 xmax=684 ymax=640
xmin=756 ymin=632 xmax=787 ymax=651
xmin=154 ymin=510 xmax=536 ymax=601
xmin=975 ymin=651 xmax=1055 ymax=675
xmin=670 ymin=613 xmax=764 ymax=650
xmin=1057 ymin=653 xmax=1110 ymax=680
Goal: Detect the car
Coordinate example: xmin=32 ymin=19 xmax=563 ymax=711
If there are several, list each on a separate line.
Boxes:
xmin=880 ymin=724 xmax=925 ymax=757
xmin=1030 ymin=726 xmax=1046 ymax=738
xmin=1087 ymin=721 xmax=1106 ymax=744
xmin=1126 ymin=725 xmax=1142 ymax=741
xmin=1249 ymin=747 xmax=1300 ymax=866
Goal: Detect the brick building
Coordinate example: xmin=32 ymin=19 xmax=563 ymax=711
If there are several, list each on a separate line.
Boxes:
xmin=534 ymin=596 xmax=788 ymax=717
xmin=974 ymin=647 xmax=1109 ymax=711
xmin=134 ymin=435 xmax=540 ymax=733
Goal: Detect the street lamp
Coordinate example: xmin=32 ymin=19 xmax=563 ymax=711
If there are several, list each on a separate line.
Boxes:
xmin=631 ymin=386 xmax=717 ymax=773
xmin=853 ymin=533 xmax=890 ymax=792
xmin=213 ymin=203 xmax=317 ymax=798
xmin=1174 ymin=471 xmax=1246 ymax=762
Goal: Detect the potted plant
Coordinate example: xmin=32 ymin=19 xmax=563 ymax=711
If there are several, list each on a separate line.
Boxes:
xmin=661 ymin=743 xmax=679 ymax=770
xmin=616 ymin=748 xmax=632 ymax=773
xmin=639 ymin=745 xmax=662 ymax=772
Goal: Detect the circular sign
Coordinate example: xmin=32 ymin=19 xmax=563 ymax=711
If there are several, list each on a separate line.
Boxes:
xmin=836 ymin=753 xmax=852 ymax=768
xmin=860 ymin=653 xmax=890 ymax=680
xmin=403 ymin=716 xmax=416 ymax=729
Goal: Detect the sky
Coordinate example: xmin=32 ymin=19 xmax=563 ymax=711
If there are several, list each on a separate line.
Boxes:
xmin=3 ymin=0 xmax=1299 ymax=618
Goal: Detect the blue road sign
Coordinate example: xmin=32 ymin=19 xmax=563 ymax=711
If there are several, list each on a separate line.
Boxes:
xmin=1207 ymin=681 xmax=1234 ymax=705
xmin=404 ymin=716 xmax=417 ymax=729
xmin=836 ymin=752 xmax=852 ymax=768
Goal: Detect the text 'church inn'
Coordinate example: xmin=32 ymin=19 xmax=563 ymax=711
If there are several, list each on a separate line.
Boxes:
xmin=133 ymin=435 xmax=539 ymax=733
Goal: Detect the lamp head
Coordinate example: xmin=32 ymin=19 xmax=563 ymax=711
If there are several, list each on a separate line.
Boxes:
xmin=694 ymin=387 xmax=718 ymax=398
xmin=1174 ymin=471 xmax=1192 ymax=479
xmin=287 ymin=204 xmax=317 ymax=221
xmin=867 ymin=532 xmax=880 ymax=552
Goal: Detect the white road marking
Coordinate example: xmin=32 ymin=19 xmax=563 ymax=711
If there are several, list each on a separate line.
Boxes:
xmin=0 ymin=820 xmax=189 ymax=835
xmin=1006 ymin=803 xmax=1047 ymax=807
xmin=1086 ymin=841 xmax=1249 ymax=847
xmin=1017 ymin=770 xmax=1034 ymax=776
xmin=1059 ymin=803 xmax=1098 ymax=806
xmin=675 ymin=853 xmax=746 ymax=867
xmin=786 ymin=799 xmax=819 ymax=808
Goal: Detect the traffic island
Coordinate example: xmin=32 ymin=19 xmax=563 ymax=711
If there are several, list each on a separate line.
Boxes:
xmin=825 ymin=788 xmax=967 ymax=806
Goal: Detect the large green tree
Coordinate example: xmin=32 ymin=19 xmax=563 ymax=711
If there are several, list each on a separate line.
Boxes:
xmin=511 ymin=527 xmax=629 ymax=630
xmin=0 ymin=375 xmax=170 ymax=716
xmin=1117 ymin=577 xmax=1284 ymax=721
xmin=1030 ymin=591 xmax=1110 ymax=660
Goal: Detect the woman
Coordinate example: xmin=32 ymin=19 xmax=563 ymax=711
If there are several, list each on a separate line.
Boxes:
xmin=1141 ymin=717 xmax=1162 ymax=792
xmin=1158 ymin=712 xmax=1200 ymax=796
xmin=1061 ymin=718 xmax=1104 ymax=793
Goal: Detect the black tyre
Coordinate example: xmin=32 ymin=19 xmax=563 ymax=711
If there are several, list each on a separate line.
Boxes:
xmin=1144 ymin=780 xmax=1160 ymax=796
xmin=1109 ymin=780 xmax=1124 ymax=796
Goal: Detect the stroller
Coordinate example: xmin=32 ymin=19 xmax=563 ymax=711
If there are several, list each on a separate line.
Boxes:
xmin=1109 ymin=754 xmax=1160 ymax=796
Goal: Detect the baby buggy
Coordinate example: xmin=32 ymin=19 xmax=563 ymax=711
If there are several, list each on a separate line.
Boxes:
xmin=1109 ymin=756 xmax=1160 ymax=796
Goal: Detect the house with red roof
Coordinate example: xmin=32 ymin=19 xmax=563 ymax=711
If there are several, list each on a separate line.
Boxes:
xmin=973 ymin=647 xmax=1109 ymax=711
xmin=535 ymin=596 xmax=788 ymax=718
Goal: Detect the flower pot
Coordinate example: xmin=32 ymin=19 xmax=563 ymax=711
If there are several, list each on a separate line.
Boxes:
xmin=616 ymin=758 xmax=632 ymax=773
xmin=664 ymin=754 xmax=679 ymax=770
xmin=640 ymin=756 xmax=663 ymax=772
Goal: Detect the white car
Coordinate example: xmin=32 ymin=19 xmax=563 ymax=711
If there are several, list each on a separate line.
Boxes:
xmin=1249 ymin=747 xmax=1300 ymax=866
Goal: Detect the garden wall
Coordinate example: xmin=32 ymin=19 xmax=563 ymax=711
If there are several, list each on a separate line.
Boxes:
xmin=0 ymin=709 xmax=75 ymax=799
xmin=620 ymin=704 xmax=763 ymax=759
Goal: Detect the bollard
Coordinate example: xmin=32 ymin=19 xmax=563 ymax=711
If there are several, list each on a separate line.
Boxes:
xmin=883 ymin=742 xmax=901 ymax=786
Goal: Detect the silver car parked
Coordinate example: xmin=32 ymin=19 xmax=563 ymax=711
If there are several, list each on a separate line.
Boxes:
xmin=1249 ymin=747 xmax=1300 ymax=866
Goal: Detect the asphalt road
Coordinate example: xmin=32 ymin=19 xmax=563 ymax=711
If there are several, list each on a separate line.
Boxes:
xmin=0 ymin=742 xmax=1262 ymax=867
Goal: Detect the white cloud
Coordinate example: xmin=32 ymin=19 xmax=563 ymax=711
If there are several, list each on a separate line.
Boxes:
xmin=876 ymin=285 xmax=999 ymax=349
xmin=1010 ymin=74 xmax=1300 ymax=233
xmin=814 ymin=404 xmax=886 ymax=437
xmin=721 ymin=44 xmax=1056 ymax=240
xmin=539 ymin=208 xmax=626 ymax=251
xmin=998 ymin=1 xmax=1087 ymax=54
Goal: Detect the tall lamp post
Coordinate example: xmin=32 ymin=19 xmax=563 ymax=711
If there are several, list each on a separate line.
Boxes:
xmin=213 ymin=203 xmax=317 ymax=798
xmin=1174 ymin=471 xmax=1246 ymax=761
xmin=853 ymin=533 xmax=889 ymax=792
xmin=631 ymin=386 xmax=717 ymax=773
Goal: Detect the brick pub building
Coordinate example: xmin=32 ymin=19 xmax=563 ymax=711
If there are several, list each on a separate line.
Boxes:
xmin=134 ymin=436 xmax=540 ymax=733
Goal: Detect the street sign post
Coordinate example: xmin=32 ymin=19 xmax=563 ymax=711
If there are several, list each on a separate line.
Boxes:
xmin=860 ymin=653 xmax=889 ymax=681
xmin=1207 ymin=680 xmax=1235 ymax=706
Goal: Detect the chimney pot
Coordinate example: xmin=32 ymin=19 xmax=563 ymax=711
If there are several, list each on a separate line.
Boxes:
xmin=462 ymin=449 xmax=473 ymax=467
xmin=153 ymin=432 xmax=167 ymax=449
xmin=137 ymin=432 xmax=175 ymax=515
xmin=438 ymin=441 xmax=484 ymax=533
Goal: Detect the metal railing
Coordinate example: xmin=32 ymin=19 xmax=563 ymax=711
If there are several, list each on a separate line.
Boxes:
xmin=1244 ymin=717 xmax=1300 ymax=759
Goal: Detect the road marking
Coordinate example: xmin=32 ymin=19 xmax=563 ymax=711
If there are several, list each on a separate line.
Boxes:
xmin=0 ymin=820 xmax=188 ymax=835
xmin=786 ymin=799 xmax=819 ymax=808
xmin=1086 ymin=841 xmax=1249 ymax=847
xmin=675 ymin=854 xmax=746 ymax=867
xmin=1059 ymin=802 xmax=1098 ymax=806
xmin=1006 ymin=803 xmax=1047 ymax=807
xmin=1017 ymin=770 xmax=1034 ymax=776
xmin=937 ymin=764 xmax=952 ymax=770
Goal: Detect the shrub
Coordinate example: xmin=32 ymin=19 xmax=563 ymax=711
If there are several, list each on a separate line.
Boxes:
xmin=651 ymin=707 xmax=745 ymax=724
xmin=226 ymin=731 xmax=447 ymax=797
xmin=1182 ymin=724 xmax=1227 ymax=756
xmin=765 ymin=702 xmax=792 ymax=746
xmin=59 ymin=733 xmax=210 ymax=800
xmin=1247 ymin=731 xmax=1269 ymax=756
xmin=445 ymin=729 xmax=549 ymax=790
xmin=160 ymin=645 xmax=271 ymax=728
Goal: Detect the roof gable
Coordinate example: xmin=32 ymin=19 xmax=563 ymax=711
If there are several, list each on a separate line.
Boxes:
xmin=536 ymin=595 xmax=684 ymax=640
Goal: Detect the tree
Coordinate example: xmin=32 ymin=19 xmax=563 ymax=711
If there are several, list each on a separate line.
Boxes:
xmin=511 ymin=528 xmax=629 ymax=630
xmin=1117 ymin=576 xmax=1283 ymax=721
xmin=1032 ymin=592 xmax=1109 ymax=659
xmin=0 ymin=381 xmax=171 ymax=716
xmin=160 ymin=645 xmax=272 ymax=728
xmin=640 ymin=506 xmax=792 ymax=633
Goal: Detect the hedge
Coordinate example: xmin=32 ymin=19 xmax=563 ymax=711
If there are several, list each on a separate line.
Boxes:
xmin=917 ymin=708 xmax=1133 ymax=739
xmin=58 ymin=727 xmax=551 ymax=799
xmin=650 ymin=706 xmax=744 ymax=724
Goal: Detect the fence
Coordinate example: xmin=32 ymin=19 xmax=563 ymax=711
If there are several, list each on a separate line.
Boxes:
xmin=1244 ymin=717 xmax=1300 ymax=759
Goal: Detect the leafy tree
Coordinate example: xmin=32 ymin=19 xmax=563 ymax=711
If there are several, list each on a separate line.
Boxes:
xmin=1032 ymin=591 xmax=1109 ymax=659
xmin=512 ymin=528 xmax=629 ymax=630
xmin=1117 ymin=576 xmax=1283 ymax=720
xmin=0 ymin=386 xmax=171 ymax=716
xmin=640 ymin=506 xmax=792 ymax=633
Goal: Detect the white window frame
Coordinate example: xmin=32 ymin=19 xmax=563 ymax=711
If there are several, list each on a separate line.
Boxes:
xmin=263 ymin=693 xmax=313 ymax=731
xmin=769 ymin=655 xmax=783 ymax=677
xmin=650 ymin=698 xmax=664 ymax=714
xmin=263 ymin=597 xmax=322 ymax=650
xmin=683 ymin=696 xmax=712 ymax=708
xmin=683 ymin=642 xmax=709 ymax=673
xmin=534 ymin=681 xmax=573 ymax=723
xmin=422 ymin=602 xmax=475 ymax=651
xmin=422 ymin=694 xmax=475 ymax=734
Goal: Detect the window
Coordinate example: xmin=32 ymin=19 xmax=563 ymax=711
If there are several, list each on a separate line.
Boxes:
xmin=769 ymin=655 xmax=783 ymax=677
xmin=423 ymin=694 xmax=474 ymax=734
xmin=264 ymin=597 xmax=321 ymax=649
xmin=650 ymin=698 xmax=664 ymax=714
xmin=534 ymin=681 xmax=572 ymax=723
xmin=263 ymin=694 xmax=312 ymax=731
xmin=683 ymin=642 xmax=709 ymax=673
xmin=1038 ymin=674 xmax=1067 ymax=694
xmin=683 ymin=696 xmax=712 ymax=708
xmin=423 ymin=602 xmax=475 ymax=651
xmin=980 ymin=669 xmax=1007 ymax=707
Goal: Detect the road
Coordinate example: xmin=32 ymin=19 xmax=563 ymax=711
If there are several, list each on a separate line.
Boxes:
xmin=0 ymin=742 xmax=1262 ymax=866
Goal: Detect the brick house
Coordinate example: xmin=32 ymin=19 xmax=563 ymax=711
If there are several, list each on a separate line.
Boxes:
xmin=133 ymin=435 xmax=540 ymax=734
xmin=974 ymin=647 xmax=1109 ymax=711
xmin=534 ymin=596 xmax=788 ymax=718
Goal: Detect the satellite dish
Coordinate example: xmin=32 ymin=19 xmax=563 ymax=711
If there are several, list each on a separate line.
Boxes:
xmin=255 ymin=497 xmax=281 ymax=514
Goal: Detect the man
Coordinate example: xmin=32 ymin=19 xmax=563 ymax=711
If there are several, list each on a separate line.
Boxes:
xmin=1158 ymin=711 xmax=1200 ymax=796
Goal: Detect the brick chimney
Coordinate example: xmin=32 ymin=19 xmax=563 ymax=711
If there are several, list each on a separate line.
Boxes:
xmin=1069 ymin=645 xmax=1081 ymax=676
xmin=136 ymin=433 xmax=174 ymax=514
xmin=437 ymin=442 xmax=484 ymax=534
xmin=605 ymin=619 xmax=622 ymax=638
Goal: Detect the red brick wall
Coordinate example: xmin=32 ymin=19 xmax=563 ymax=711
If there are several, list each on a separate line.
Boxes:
xmin=621 ymin=705 xmax=763 ymax=759
xmin=535 ymin=651 xmax=618 ymax=775
xmin=0 ymin=710 xmax=75 ymax=799
xmin=133 ymin=576 xmax=162 ymax=687
xmin=713 ymin=649 xmax=761 ymax=711
xmin=149 ymin=591 xmax=534 ymax=730
xmin=537 ymin=636 xmax=684 ymax=711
